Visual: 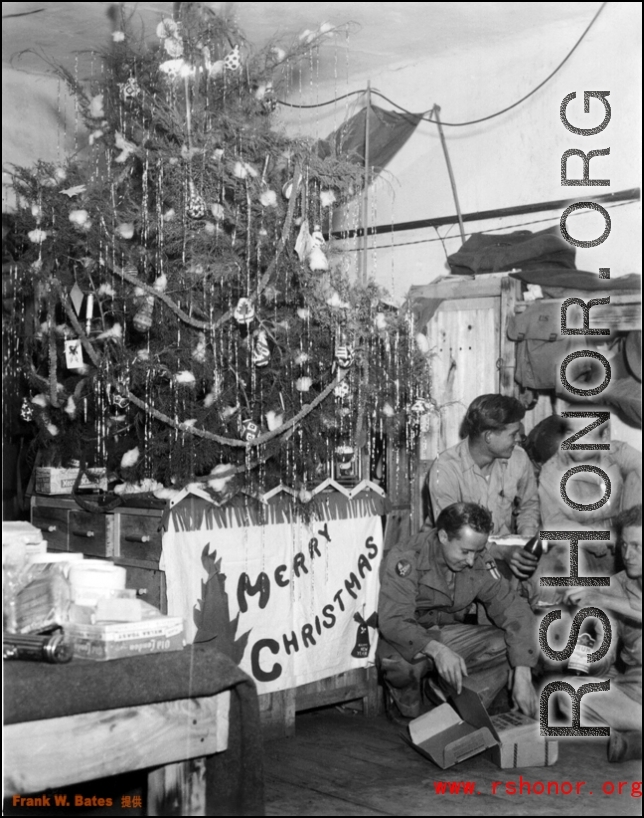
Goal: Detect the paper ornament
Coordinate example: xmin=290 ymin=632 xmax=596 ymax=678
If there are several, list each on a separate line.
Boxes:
xmin=64 ymin=339 xmax=83 ymax=369
xmin=224 ymin=45 xmax=241 ymax=71
xmin=410 ymin=397 xmax=432 ymax=415
xmin=120 ymin=77 xmax=141 ymax=100
xmin=335 ymin=345 xmax=355 ymax=369
xmin=233 ymin=298 xmax=255 ymax=325
xmin=240 ymin=418 xmax=260 ymax=441
xmin=20 ymin=397 xmax=34 ymax=422
xmin=252 ymin=330 xmax=270 ymax=367
xmin=133 ymin=295 xmax=154 ymax=333
xmin=295 ymin=221 xmax=313 ymax=261
xmin=186 ymin=181 xmax=207 ymax=220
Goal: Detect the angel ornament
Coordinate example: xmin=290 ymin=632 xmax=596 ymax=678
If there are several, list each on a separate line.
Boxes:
xmin=308 ymin=225 xmax=329 ymax=272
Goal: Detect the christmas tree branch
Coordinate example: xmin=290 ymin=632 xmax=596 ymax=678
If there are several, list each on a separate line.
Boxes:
xmin=110 ymin=161 xmax=302 ymax=331
xmin=120 ymin=365 xmax=347 ymax=448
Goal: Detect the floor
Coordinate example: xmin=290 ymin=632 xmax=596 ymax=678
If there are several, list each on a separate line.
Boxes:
xmin=264 ymin=707 xmax=642 ymax=817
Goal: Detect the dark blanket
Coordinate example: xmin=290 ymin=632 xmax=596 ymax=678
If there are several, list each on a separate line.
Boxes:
xmin=4 ymin=644 xmax=265 ymax=816
xmin=448 ymin=226 xmax=575 ymax=276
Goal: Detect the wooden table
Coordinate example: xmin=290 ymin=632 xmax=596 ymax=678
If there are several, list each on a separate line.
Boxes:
xmin=5 ymin=690 xmax=230 ymax=816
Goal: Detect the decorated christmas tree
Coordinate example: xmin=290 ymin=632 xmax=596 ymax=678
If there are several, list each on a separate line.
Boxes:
xmin=5 ymin=2 xmax=430 ymax=504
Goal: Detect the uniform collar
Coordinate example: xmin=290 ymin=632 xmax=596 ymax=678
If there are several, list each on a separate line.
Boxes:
xmin=458 ymin=437 xmax=508 ymax=477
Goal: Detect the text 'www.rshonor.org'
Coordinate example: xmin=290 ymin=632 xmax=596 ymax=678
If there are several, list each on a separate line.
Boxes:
xmin=432 ymin=779 xmax=642 ymax=797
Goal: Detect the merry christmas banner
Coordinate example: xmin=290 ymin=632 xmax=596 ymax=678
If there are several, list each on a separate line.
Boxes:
xmin=161 ymin=499 xmax=383 ymax=694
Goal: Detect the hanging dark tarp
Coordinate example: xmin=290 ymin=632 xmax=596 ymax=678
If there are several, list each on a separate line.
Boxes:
xmin=316 ymin=104 xmax=422 ymax=175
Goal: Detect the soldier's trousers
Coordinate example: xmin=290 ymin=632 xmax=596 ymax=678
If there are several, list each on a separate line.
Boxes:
xmin=377 ymin=624 xmax=509 ymax=718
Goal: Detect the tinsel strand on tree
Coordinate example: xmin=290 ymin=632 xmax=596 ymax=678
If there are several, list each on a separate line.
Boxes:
xmin=5 ymin=2 xmax=431 ymax=501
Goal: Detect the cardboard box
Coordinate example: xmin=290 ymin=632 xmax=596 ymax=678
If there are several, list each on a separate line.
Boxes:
xmin=485 ymin=710 xmax=559 ymax=768
xmin=405 ymin=685 xmax=499 ymax=769
xmin=35 ymin=467 xmax=107 ymax=495
xmin=66 ymin=616 xmax=185 ymax=661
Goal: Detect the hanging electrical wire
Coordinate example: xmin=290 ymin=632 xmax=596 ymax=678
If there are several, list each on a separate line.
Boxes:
xmin=278 ymin=2 xmax=608 ymax=127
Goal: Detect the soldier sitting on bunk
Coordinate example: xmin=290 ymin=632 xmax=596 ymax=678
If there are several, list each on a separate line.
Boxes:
xmin=377 ymin=502 xmax=538 ymax=722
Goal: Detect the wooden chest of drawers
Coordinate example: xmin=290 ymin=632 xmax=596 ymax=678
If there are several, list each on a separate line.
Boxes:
xmin=30 ymin=496 xmax=167 ymax=613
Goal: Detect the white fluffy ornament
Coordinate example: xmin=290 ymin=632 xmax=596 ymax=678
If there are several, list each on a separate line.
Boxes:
xmin=320 ymin=190 xmax=336 ymax=208
xmin=265 ymin=410 xmax=284 ymax=431
xmin=174 ymin=371 xmax=196 ymax=386
xmin=45 ymin=423 xmax=60 ymax=437
xmin=117 ymin=222 xmax=135 ymax=239
xmin=69 ymin=210 xmax=91 ymax=228
xmin=374 ymin=312 xmax=387 ymax=331
xmin=64 ymin=397 xmax=77 ymax=419
xmin=295 ymin=377 xmax=312 ymax=392
xmin=97 ymin=323 xmax=123 ymax=341
xmin=210 ymin=202 xmax=225 ymax=221
xmin=416 ymin=333 xmax=430 ymax=355
xmin=192 ymin=332 xmax=207 ymax=363
xmin=121 ymin=447 xmax=140 ymax=468
xmin=31 ymin=394 xmax=49 ymax=408
xmin=89 ymin=94 xmax=104 ymax=119
xmin=260 ymin=189 xmax=277 ymax=208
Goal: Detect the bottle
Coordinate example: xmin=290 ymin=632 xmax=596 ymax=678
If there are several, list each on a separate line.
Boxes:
xmin=523 ymin=534 xmax=543 ymax=560
xmin=568 ymin=633 xmax=595 ymax=675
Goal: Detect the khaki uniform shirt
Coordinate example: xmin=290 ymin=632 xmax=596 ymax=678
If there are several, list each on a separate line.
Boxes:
xmin=428 ymin=438 xmax=539 ymax=538
xmin=378 ymin=528 xmax=539 ymax=666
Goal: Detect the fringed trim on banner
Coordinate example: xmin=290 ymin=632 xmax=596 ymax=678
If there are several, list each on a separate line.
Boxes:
xmin=164 ymin=490 xmax=391 ymax=532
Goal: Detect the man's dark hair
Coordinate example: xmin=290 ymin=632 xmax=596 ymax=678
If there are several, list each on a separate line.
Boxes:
xmin=615 ymin=504 xmax=642 ymax=533
xmin=436 ymin=502 xmax=494 ymax=539
xmin=460 ymin=394 xmax=525 ymax=439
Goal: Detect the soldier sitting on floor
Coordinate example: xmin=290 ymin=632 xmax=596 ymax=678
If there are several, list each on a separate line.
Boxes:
xmin=377 ymin=501 xmax=538 ymax=721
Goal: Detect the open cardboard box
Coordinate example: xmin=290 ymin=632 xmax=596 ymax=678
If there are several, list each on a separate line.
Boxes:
xmin=405 ymin=684 xmax=499 ymax=769
xmin=405 ymin=684 xmax=558 ymax=769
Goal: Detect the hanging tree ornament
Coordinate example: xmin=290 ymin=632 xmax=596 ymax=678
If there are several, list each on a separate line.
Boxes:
xmin=20 ymin=397 xmax=34 ymax=422
xmin=186 ymin=180 xmax=207 ymax=220
xmin=233 ymin=298 xmax=255 ymax=325
xmin=223 ymin=44 xmax=242 ymax=71
xmin=133 ymin=295 xmax=154 ymax=333
xmin=308 ymin=225 xmax=329 ymax=272
xmin=240 ymin=418 xmax=260 ymax=442
xmin=120 ymin=76 xmax=141 ymax=100
xmin=252 ymin=330 xmax=270 ymax=367
xmin=334 ymin=380 xmax=351 ymax=398
xmin=335 ymin=344 xmax=355 ymax=369
xmin=410 ymin=397 xmax=433 ymax=415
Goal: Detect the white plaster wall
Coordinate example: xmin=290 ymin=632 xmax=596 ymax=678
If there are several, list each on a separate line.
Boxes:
xmin=2 ymin=67 xmax=77 ymax=210
xmin=278 ymin=1 xmax=642 ymax=302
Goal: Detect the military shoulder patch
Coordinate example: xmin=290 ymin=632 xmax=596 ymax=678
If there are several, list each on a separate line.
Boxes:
xmin=485 ymin=559 xmax=501 ymax=580
xmin=395 ymin=559 xmax=412 ymax=578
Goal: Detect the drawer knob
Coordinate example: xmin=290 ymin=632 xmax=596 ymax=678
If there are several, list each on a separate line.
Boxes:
xmin=124 ymin=535 xmax=151 ymax=543
xmin=39 ymin=525 xmax=57 ymax=533
xmin=136 ymin=588 xmax=148 ymax=596
xmin=72 ymin=530 xmax=95 ymax=538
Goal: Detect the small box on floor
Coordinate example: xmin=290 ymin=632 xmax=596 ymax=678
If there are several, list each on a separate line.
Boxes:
xmin=66 ymin=616 xmax=185 ymax=661
xmin=405 ymin=685 xmax=499 ymax=769
xmin=485 ymin=710 xmax=559 ymax=768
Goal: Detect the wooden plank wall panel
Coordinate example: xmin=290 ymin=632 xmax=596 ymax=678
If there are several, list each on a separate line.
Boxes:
xmin=421 ymin=299 xmax=500 ymax=462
